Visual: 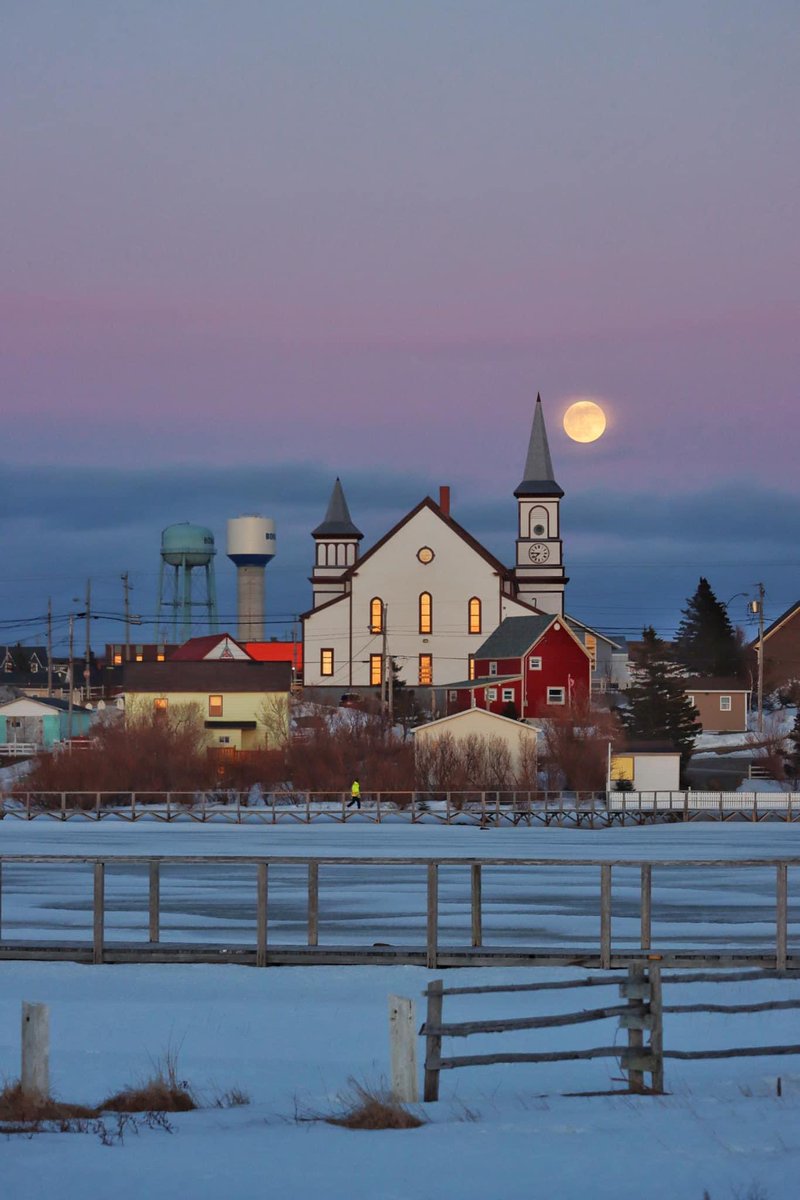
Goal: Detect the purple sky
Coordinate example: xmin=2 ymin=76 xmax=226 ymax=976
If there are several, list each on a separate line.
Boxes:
xmin=2 ymin=2 xmax=798 ymax=652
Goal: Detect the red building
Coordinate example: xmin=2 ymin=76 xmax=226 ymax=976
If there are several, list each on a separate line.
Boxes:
xmin=446 ymin=615 xmax=591 ymax=719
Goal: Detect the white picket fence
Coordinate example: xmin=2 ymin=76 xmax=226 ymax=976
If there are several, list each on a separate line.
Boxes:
xmin=608 ymin=791 xmax=800 ymax=812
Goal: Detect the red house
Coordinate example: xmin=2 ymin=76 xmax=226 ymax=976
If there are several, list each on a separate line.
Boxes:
xmin=446 ymin=615 xmax=591 ymax=719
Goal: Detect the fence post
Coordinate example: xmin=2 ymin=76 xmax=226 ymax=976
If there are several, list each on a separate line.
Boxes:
xmin=600 ymin=864 xmax=612 ymax=969
xmin=21 ymin=1002 xmax=50 ymax=1099
xmin=389 ymin=995 xmax=419 ymax=1103
xmin=308 ymin=862 xmax=319 ymax=947
xmin=777 ymin=862 xmax=788 ymax=971
xmin=95 ymin=792 xmax=101 ymax=819
xmin=426 ymin=862 xmax=438 ymax=969
xmin=93 ymin=862 xmax=105 ymax=965
xmin=60 ymin=792 xmax=66 ymax=820
xmin=649 ymin=964 xmax=664 ymax=1094
xmin=148 ymin=860 xmax=160 ymax=943
xmin=625 ymin=963 xmax=645 ymax=1093
xmin=470 ymin=863 xmax=482 ymax=947
xmin=257 ymin=862 xmax=268 ymax=968
xmin=423 ymin=979 xmax=443 ymax=1102
xmin=640 ymin=864 xmax=652 ymax=952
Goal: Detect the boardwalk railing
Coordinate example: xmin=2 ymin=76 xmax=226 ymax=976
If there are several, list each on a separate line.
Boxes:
xmin=0 ymin=855 xmax=798 ymax=968
xmin=422 ymin=965 xmax=800 ymax=1099
xmin=2 ymin=790 xmax=800 ymax=824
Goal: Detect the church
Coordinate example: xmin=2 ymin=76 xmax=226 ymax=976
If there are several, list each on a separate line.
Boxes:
xmin=301 ymin=396 xmax=591 ymax=692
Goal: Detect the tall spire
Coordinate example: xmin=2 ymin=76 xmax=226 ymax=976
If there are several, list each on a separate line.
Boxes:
xmin=312 ymin=477 xmax=363 ymax=539
xmin=514 ymin=394 xmax=563 ymax=498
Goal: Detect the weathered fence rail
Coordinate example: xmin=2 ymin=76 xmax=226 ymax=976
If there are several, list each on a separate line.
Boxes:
xmin=1 ymin=855 xmax=799 ymax=968
xmin=2 ymin=790 xmax=800 ymax=825
xmin=421 ymin=965 xmax=800 ymax=1099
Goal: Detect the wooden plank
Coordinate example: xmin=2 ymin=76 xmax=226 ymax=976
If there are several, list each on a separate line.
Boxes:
xmin=470 ymin=864 xmax=482 ymax=948
xmin=423 ymin=980 xmax=443 ymax=1101
xmin=619 ymin=981 xmax=651 ymax=999
xmin=93 ymin=862 xmax=105 ymax=965
xmin=665 ymin=1044 xmax=800 ymax=1060
xmin=21 ymin=1001 xmax=50 ymax=1099
xmin=777 ymin=862 xmax=788 ymax=971
xmin=441 ymin=974 xmax=626 ymax=996
xmin=389 ymin=995 xmax=419 ymax=1103
xmin=426 ymin=862 xmax=438 ymax=970
xmin=626 ymin=965 xmax=644 ymax=1092
xmin=640 ymin=864 xmax=652 ymax=951
xmin=429 ymin=1002 xmax=636 ymax=1038
xmin=649 ymin=963 xmax=664 ymax=1093
xmin=257 ymin=862 xmax=268 ymax=968
xmin=439 ymin=1046 xmax=623 ymax=1069
xmin=600 ymin=864 xmax=612 ymax=969
xmin=308 ymin=862 xmax=319 ymax=947
xmin=664 ymin=999 xmax=800 ymax=1015
xmin=148 ymin=861 xmax=160 ymax=944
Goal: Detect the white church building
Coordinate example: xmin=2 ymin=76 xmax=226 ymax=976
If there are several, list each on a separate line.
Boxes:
xmin=302 ymin=396 xmax=583 ymax=691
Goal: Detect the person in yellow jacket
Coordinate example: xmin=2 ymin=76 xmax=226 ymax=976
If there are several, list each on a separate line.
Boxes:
xmin=348 ymin=779 xmax=361 ymax=809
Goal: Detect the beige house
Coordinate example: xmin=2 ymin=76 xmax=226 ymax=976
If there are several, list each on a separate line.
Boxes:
xmin=684 ymin=678 xmax=750 ymax=733
xmin=610 ymin=748 xmax=681 ymax=792
xmin=122 ymin=661 xmax=291 ymax=751
xmin=413 ymin=708 xmax=538 ymax=776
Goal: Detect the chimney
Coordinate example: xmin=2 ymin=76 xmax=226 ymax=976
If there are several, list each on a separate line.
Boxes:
xmin=439 ymin=486 xmax=451 ymax=517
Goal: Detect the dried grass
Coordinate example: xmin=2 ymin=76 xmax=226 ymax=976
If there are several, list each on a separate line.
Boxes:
xmin=100 ymin=1051 xmax=197 ymax=1113
xmin=323 ymin=1081 xmax=426 ymax=1131
xmin=0 ymin=1081 xmax=95 ymax=1124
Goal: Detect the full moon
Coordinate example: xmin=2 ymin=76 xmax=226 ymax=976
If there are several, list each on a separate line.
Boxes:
xmin=563 ymin=399 xmax=607 ymax=443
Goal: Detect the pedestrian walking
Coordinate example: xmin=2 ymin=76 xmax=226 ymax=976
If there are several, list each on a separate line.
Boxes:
xmin=348 ymin=779 xmax=361 ymax=809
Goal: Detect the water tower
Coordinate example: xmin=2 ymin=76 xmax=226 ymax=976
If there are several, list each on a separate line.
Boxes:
xmin=226 ymin=516 xmax=276 ymax=641
xmin=156 ymin=523 xmax=219 ymax=642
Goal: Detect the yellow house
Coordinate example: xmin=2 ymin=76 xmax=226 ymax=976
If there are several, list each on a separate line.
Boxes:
xmin=122 ymin=661 xmax=291 ymax=750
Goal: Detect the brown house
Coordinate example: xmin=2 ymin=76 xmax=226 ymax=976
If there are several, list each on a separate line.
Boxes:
xmin=753 ymin=601 xmax=800 ymax=695
xmin=684 ymin=678 xmax=750 ymax=733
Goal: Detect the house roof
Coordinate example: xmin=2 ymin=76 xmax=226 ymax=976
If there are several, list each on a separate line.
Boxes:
xmin=0 ymin=695 xmax=91 ymax=715
xmin=474 ymin=615 xmax=554 ymax=660
xmin=755 ymin=600 xmax=800 ymax=645
xmin=682 ymin=677 xmax=751 ymax=692
xmin=169 ymin=634 xmax=253 ymax=661
xmin=312 ymin=478 xmax=364 ymax=540
xmin=514 ymin=395 xmax=564 ymax=498
xmin=244 ymin=641 xmax=303 ymax=670
xmin=447 ymin=675 xmax=522 ymax=689
xmin=413 ymin=709 xmax=538 ymax=735
xmin=122 ymin=661 xmax=292 ymax=693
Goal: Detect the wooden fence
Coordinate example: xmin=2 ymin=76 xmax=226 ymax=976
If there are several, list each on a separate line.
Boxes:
xmin=0 ymin=855 xmax=799 ymax=968
xmin=422 ymin=965 xmax=800 ymax=1100
xmin=3 ymin=789 xmax=800 ymax=824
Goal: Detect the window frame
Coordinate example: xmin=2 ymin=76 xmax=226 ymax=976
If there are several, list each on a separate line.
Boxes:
xmin=154 ymin=697 xmax=168 ymax=716
xmin=529 ymin=655 xmax=542 ymax=671
xmin=320 ymin=648 xmax=334 ymax=677
xmin=418 ymin=654 xmax=433 ymax=686
xmin=419 ymin=591 xmax=432 ymax=635
xmin=370 ymin=654 xmax=383 ymax=687
xmin=546 ymin=686 xmax=566 ymax=705
xmin=488 ymin=661 xmax=498 ymax=677
xmin=486 ymin=687 xmax=497 ymax=702
xmin=501 ymin=687 xmax=515 ymax=702
xmin=208 ymin=694 xmax=223 ymax=718
xmin=720 ymin=695 xmax=732 ymax=711
xmin=369 ymin=597 xmax=383 ymax=635
xmin=468 ymin=597 xmax=482 ymax=635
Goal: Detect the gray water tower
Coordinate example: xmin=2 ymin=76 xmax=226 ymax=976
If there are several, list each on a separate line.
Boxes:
xmin=156 ymin=523 xmax=219 ymax=641
xmin=227 ymin=516 xmax=276 ymax=641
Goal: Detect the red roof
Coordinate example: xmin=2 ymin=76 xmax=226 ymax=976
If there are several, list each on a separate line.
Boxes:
xmin=169 ymin=634 xmax=253 ymax=661
xmin=245 ymin=641 xmax=303 ymax=671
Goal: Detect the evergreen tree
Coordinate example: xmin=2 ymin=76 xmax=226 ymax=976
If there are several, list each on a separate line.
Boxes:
xmin=784 ymin=712 xmax=800 ymax=787
xmin=623 ymin=627 xmax=699 ymax=774
xmin=674 ymin=577 xmax=746 ymax=679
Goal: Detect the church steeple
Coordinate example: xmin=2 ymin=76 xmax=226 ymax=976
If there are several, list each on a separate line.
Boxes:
xmin=515 ymin=394 xmax=564 ymax=498
xmin=311 ymin=478 xmax=363 ymax=608
xmin=513 ymin=394 xmax=567 ymax=616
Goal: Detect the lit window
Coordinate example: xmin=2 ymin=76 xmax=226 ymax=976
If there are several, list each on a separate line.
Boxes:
xmin=419 ymin=592 xmax=432 ymax=635
xmin=585 ymin=634 xmax=597 ymax=668
xmin=502 ymin=688 xmax=514 ymax=701
xmin=468 ymin=597 xmax=482 ymax=635
xmin=720 ymin=695 xmax=732 ymax=711
xmin=547 ymin=687 xmax=565 ymax=705
xmin=113 ymin=653 xmax=123 ymax=666
xmin=529 ymin=656 xmax=542 ymax=671
xmin=30 ymin=660 xmax=38 ymax=673
xmin=156 ymin=645 xmax=165 ymax=663
xmin=370 ymin=654 xmax=383 ymax=686
xmin=488 ymin=662 xmax=498 ymax=677
xmin=419 ymin=654 xmax=432 ymax=685
xmin=135 ymin=645 xmax=144 ymax=663
xmin=370 ymin=598 xmax=383 ymax=634
xmin=468 ymin=656 xmax=475 ymax=681
xmin=486 ymin=688 xmax=497 ymax=701
xmin=154 ymin=697 xmax=168 ymax=716
xmin=209 ymin=695 xmax=223 ymax=717
xmin=320 ymin=648 xmax=334 ymax=677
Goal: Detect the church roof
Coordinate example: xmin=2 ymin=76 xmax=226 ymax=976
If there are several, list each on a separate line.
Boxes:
xmin=475 ymin=615 xmax=554 ymax=659
xmin=514 ymin=395 xmax=564 ymax=498
xmin=312 ymin=478 xmax=364 ymax=540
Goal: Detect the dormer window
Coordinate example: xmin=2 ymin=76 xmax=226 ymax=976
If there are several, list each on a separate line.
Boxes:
xmin=488 ymin=662 xmax=498 ymax=676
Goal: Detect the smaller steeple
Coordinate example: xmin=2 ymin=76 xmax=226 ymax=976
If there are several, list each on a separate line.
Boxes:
xmin=312 ymin=478 xmax=363 ymax=540
xmin=514 ymin=394 xmax=564 ymax=498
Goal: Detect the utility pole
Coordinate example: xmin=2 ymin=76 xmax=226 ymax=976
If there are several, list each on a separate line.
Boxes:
xmin=67 ymin=612 xmax=75 ymax=741
xmin=382 ymin=602 xmax=393 ymax=725
xmin=121 ymin=572 xmax=131 ymax=662
xmin=751 ymin=583 xmax=766 ymax=733
xmin=46 ymin=598 xmax=53 ymax=697
xmin=84 ymin=578 xmax=92 ymax=704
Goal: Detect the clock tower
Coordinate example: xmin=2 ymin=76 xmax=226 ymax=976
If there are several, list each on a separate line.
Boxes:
xmin=513 ymin=395 xmax=567 ymax=615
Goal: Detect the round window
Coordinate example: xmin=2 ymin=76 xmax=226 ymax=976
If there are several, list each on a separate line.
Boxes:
xmin=533 ymin=524 xmax=546 ymax=536
xmin=417 ymin=546 xmax=435 ymax=564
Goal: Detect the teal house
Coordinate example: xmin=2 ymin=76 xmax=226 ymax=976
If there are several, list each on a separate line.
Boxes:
xmin=0 ymin=696 xmax=93 ymax=749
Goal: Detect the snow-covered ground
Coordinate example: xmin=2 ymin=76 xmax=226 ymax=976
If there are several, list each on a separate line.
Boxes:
xmin=4 ymin=823 xmax=800 ymax=1198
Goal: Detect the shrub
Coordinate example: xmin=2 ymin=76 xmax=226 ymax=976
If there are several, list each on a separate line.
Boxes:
xmin=323 ymin=1081 xmax=426 ymax=1130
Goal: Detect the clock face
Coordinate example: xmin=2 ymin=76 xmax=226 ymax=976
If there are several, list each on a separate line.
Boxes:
xmin=528 ymin=542 xmax=550 ymax=563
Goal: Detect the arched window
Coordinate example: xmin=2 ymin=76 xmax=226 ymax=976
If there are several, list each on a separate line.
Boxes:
xmin=336 ymin=543 xmax=346 ymax=567
xmin=419 ymin=592 xmax=432 ymax=635
xmin=528 ymin=505 xmax=549 ymax=538
xmin=370 ymin=597 xmax=383 ymax=634
xmin=468 ymin=597 xmax=482 ymax=635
